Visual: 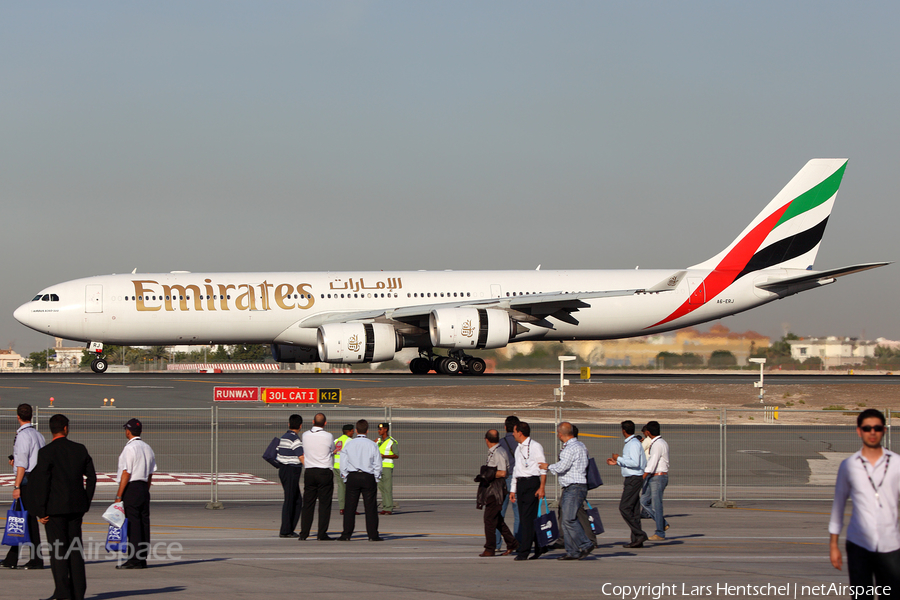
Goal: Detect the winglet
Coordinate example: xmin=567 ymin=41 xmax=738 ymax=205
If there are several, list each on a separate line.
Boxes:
xmin=644 ymin=271 xmax=687 ymax=293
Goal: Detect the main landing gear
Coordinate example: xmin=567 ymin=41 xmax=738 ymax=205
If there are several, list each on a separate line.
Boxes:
xmin=409 ymin=350 xmax=486 ymax=376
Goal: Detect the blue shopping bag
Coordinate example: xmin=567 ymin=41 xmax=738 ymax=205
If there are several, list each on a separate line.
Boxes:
xmin=2 ymin=500 xmax=29 ymax=547
xmin=585 ymin=501 xmax=604 ymax=535
xmin=105 ymin=518 xmax=129 ymax=553
xmin=533 ymin=498 xmax=559 ymax=548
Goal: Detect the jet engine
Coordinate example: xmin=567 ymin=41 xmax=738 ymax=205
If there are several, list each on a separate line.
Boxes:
xmin=271 ymin=344 xmax=320 ymax=363
xmin=429 ymin=308 xmax=513 ymax=350
xmin=317 ymin=323 xmax=401 ymax=364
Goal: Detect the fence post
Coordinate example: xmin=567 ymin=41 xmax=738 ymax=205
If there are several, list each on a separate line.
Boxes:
xmin=711 ymin=408 xmax=735 ymax=508
xmin=888 ymin=408 xmax=893 ymax=452
xmin=206 ymin=405 xmax=224 ymax=510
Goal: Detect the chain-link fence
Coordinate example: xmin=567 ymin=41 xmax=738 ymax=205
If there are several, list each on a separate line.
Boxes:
xmin=0 ymin=406 xmax=892 ymax=504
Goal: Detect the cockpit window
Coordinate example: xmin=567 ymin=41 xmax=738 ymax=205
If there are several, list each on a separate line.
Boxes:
xmin=32 ymin=295 xmax=42 ymax=301
xmin=33 ymin=294 xmax=60 ymax=302
xmin=42 ymin=295 xmax=50 ymax=301
xmin=50 ymin=294 xmax=59 ymax=301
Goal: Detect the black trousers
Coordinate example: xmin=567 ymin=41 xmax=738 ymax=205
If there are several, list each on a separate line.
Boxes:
xmin=342 ymin=471 xmax=379 ymax=540
xmin=123 ymin=480 xmax=151 ymax=563
xmin=847 ymin=540 xmax=900 ymax=600
xmin=483 ymin=495 xmax=516 ymax=551
xmin=45 ymin=513 xmax=87 ymax=600
xmin=619 ymin=475 xmax=646 ymax=543
xmin=278 ymin=465 xmax=303 ymax=536
xmin=3 ymin=481 xmax=42 ymax=564
xmin=515 ymin=476 xmax=541 ymax=557
xmin=299 ymin=467 xmax=334 ymax=539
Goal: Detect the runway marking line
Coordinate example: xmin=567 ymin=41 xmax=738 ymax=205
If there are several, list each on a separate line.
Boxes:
xmin=578 ymin=433 xmax=618 ymax=439
xmin=505 ymin=378 xmax=536 ymax=382
xmin=0 ymin=386 xmax=30 ymax=390
xmin=336 ymin=378 xmax=384 ymax=383
xmin=731 ymin=507 xmax=832 ymax=516
xmin=36 ymin=380 xmax=120 ymax=387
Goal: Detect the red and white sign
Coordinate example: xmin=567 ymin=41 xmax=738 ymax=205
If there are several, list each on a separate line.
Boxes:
xmin=263 ymin=387 xmax=318 ymax=404
xmin=214 ymin=387 xmax=261 ymax=402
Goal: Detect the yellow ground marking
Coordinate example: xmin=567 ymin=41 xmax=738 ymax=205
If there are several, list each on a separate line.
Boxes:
xmin=731 ymin=507 xmax=833 ymax=516
xmin=174 ymin=379 xmax=245 ymax=384
xmin=335 ymin=378 xmax=383 ymax=383
xmin=577 ymin=433 xmax=618 ymax=439
xmin=0 ymin=386 xmax=30 ymax=390
xmin=36 ymin=380 xmax=120 ymax=387
xmin=505 ymin=378 xmax=535 ymax=382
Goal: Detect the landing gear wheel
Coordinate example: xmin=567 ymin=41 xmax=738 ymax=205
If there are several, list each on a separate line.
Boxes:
xmin=468 ymin=357 xmax=486 ymax=375
xmin=409 ymin=357 xmax=431 ymax=374
xmin=91 ymin=358 xmax=108 ymax=374
xmin=434 ymin=357 xmax=448 ymax=374
xmin=443 ymin=357 xmax=461 ymax=375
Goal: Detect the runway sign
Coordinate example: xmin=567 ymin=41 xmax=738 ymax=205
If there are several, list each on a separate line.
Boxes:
xmin=263 ymin=387 xmax=319 ymax=403
xmin=214 ymin=387 xmax=261 ymax=402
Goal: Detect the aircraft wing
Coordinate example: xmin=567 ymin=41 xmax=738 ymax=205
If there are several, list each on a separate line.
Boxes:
xmin=755 ymin=262 xmax=891 ymax=294
xmin=297 ymin=271 xmax=687 ymax=332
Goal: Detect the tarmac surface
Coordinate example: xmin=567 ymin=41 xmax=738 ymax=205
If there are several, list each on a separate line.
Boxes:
xmin=1 ymin=499 xmax=849 ymax=600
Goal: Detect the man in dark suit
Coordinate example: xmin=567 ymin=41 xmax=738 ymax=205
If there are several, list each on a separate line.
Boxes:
xmin=28 ymin=414 xmax=97 ymax=600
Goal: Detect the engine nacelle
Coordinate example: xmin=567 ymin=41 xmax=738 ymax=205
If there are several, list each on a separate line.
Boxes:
xmin=317 ymin=323 xmax=400 ymax=364
xmin=429 ymin=308 xmax=512 ymax=350
xmin=271 ymin=344 xmax=320 ymax=363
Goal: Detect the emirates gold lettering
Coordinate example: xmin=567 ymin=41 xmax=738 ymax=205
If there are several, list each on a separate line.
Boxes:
xmin=203 ymin=280 xmax=216 ymax=311
xmin=132 ymin=280 xmax=161 ymax=312
xmin=131 ymin=279 xmax=316 ymax=312
xmin=163 ymin=284 xmax=202 ymax=311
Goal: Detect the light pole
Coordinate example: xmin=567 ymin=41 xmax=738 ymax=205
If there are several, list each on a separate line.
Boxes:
xmin=555 ymin=355 xmax=577 ymax=403
xmin=749 ymin=357 xmax=766 ymax=402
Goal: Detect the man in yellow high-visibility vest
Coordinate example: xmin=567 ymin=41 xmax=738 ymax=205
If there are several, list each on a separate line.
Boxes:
xmin=333 ymin=424 xmax=354 ymax=515
xmin=377 ymin=423 xmax=398 ymax=515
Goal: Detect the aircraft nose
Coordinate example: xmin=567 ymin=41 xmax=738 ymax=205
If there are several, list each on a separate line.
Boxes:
xmin=13 ymin=302 xmax=39 ymax=330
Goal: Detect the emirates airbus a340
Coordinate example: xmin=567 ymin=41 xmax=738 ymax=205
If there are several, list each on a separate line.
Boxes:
xmin=14 ymin=159 xmax=888 ymax=374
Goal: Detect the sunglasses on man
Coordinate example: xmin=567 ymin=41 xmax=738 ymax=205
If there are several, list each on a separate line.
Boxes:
xmin=859 ymin=425 xmax=885 ymax=433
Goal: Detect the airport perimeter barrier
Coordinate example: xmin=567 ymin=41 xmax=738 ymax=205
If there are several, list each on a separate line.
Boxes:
xmin=1 ymin=406 xmax=894 ymax=504
xmin=27 ymin=408 xmax=215 ymax=504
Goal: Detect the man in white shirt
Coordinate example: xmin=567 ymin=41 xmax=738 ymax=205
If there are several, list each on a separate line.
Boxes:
xmin=339 ymin=419 xmax=383 ymax=542
xmin=299 ymin=413 xmax=335 ymax=541
xmin=1 ymin=403 xmax=45 ymax=570
xmin=830 ymin=409 xmax=900 ymax=597
xmin=509 ymin=421 xmax=546 ymax=561
xmin=114 ymin=418 xmax=157 ymax=569
xmin=641 ymin=421 xmax=670 ymax=541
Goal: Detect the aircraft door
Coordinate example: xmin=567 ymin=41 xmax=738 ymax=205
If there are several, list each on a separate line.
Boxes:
xmin=687 ymin=278 xmax=706 ymax=305
xmin=85 ymin=285 xmax=103 ymax=313
xmin=491 ymin=284 xmax=502 ymax=298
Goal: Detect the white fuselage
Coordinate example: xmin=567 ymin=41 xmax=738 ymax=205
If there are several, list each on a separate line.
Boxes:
xmin=14 ymin=268 xmax=781 ymax=347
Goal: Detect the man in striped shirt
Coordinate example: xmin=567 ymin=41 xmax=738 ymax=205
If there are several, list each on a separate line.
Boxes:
xmin=276 ymin=414 xmax=305 ymax=538
xmin=540 ymin=422 xmax=593 ymax=560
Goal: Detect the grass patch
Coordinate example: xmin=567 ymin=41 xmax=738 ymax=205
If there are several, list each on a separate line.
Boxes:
xmin=783 ymin=392 xmax=792 ymax=398
xmin=857 ymin=402 xmax=867 ymax=407
xmin=823 ymin=405 xmax=847 ymax=411
xmin=785 ymin=401 xmax=794 ymax=407
xmin=799 ymin=399 xmax=806 ymax=404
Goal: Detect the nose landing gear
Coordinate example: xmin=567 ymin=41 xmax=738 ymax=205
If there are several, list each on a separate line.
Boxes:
xmin=87 ymin=342 xmax=108 ymax=374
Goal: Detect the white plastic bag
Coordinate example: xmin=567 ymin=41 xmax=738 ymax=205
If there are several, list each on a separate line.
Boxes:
xmin=102 ymin=502 xmax=125 ymax=528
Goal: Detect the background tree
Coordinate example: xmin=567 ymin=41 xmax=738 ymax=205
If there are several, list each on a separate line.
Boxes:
xmin=708 ymin=349 xmax=737 ymax=368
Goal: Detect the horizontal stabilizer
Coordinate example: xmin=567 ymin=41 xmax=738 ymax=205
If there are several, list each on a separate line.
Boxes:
xmin=755 ymin=262 xmax=891 ymax=292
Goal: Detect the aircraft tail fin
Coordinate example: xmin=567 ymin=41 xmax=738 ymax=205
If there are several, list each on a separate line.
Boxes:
xmin=690 ymin=158 xmax=848 ymax=277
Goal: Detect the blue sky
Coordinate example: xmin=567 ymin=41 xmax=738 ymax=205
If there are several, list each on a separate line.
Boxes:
xmin=2 ymin=2 xmax=898 ymax=354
